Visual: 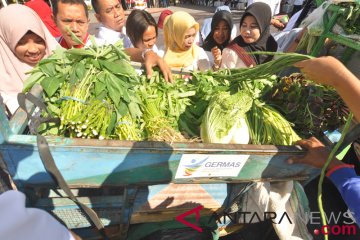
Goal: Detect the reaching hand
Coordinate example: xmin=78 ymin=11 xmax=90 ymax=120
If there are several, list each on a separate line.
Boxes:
xmin=294 ymin=56 xmax=348 ymax=87
xmin=144 ymin=51 xmax=173 ymax=83
xmin=287 ymin=137 xmax=344 ymax=170
xmin=295 ymin=56 xmax=360 ymax=121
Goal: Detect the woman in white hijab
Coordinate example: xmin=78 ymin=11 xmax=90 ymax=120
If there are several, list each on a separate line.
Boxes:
xmin=0 ymin=4 xmax=59 ymax=115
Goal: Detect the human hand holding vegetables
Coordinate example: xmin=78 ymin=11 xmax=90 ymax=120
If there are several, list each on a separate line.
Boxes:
xmin=294 ymin=56 xmax=360 ymax=121
xmin=144 ymin=50 xmax=173 ymax=83
xmin=124 ymin=48 xmax=173 ymax=82
xmin=294 ymin=56 xmax=349 ymax=87
xmin=287 ymin=137 xmax=344 ymax=170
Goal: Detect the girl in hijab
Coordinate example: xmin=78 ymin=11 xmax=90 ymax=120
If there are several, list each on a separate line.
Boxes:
xmin=0 ymin=4 xmax=59 ymax=115
xmin=221 ymin=2 xmax=278 ymax=69
xmin=202 ymin=10 xmax=234 ymax=70
xmin=200 ymin=6 xmax=237 ymax=42
xmin=163 ymin=11 xmax=210 ymax=72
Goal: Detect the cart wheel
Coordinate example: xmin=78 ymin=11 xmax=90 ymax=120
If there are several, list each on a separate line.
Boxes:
xmin=143 ymin=227 xmax=214 ymax=240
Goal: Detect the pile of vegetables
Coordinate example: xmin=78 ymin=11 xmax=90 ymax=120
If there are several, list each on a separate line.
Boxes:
xmin=25 ymin=40 xmax=142 ymax=139
xmin=25 ymin=42 xmax=340 ymax=146
xmin=337 ymin=2 xmax=360 ymax=35
xmin=297 ymin=2 xmax=360 ymax=54
xmin=177 ymin=53 xmax=313 ymax=145
xmin=263 ymin=73 xmax=349 ymax=139
xmin=136 ymin=71 xmax=195 ymax=142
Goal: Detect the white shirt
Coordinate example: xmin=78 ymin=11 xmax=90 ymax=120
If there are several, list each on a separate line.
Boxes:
xmin=186 ymin=46 xmax=211 ymax=71
xmin=151 ymin=44 xmax=161 ymax=56
xmin=294 ymin=0 xmax=304 ymax=5
xmin=221 ymin=47 xmax=248 ymax=69
xmin=1 ymin=92 xmax=18 ymax=115
xmin=96 ymin=25 xmax=133 ymax=48
xmin=165 ymin=46 xmax=211 ymax=72
xmin=0 ymin=190 xmax=75 ymax=240
xmin=284 ymin=9 xmax=303 ymax=31
xmin=247 ymin=0 xmax=281 ymax=16
xmin=195 ymin=47 xmax=211 ymax=71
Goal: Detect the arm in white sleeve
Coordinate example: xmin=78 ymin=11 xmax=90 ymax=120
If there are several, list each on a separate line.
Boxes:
xmin=0 ymin=190 xmax=75 ymax=240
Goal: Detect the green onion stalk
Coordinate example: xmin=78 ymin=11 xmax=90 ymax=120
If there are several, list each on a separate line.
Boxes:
xmin=212 ymin=53 xmax=314 ymax=86
xmin=317 ymin=113 xmax=353 ymax=240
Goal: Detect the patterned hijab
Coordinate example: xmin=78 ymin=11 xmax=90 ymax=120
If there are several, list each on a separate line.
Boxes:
xmin=163 ymin=11 xmax=199 ymax=68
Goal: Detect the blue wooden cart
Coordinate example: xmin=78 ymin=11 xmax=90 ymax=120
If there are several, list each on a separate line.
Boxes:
xmin=0 ymin=85 xmax=318 ymax=239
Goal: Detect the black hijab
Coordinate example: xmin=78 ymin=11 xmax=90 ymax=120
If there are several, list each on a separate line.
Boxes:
xmin=232 ymin=2 xmax=278 ymax=64
xmin=202 ymin=10 xmax=233 ymax=52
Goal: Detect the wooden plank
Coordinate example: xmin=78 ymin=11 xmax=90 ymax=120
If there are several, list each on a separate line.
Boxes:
xmin=32 ymin=195 xmax=124 ymax=229
xmin=41 ymin=187 xmax=124 ymax=198
xmin=131 ymin=206 xmax=217 ymax=223
xmin=34 ymin=195 xmax=123 ymax=209
xmin=131 ymin=183 xmax=224 ymax=223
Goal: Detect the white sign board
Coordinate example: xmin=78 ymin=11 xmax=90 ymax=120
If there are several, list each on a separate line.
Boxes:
xmin=175 ymin=154 xmax=249 ymax=179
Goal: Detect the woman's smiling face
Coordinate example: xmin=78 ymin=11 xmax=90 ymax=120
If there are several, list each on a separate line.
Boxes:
xmin=213 ymin=20 xmax=230 ymax=45
xmin=240 ymin=15 xmax=260 ymax=44
xmin=15 ymin=31 xmax=46 ymax=66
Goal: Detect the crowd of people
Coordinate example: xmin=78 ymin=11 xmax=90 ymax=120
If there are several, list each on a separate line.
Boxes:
xmin=0 ymin=0 xmax=284 ymax=115
xmin=0 ymin=0 xmax=359 ymax=239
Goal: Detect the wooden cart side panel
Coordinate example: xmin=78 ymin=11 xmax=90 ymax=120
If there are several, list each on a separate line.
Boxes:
xmin=0 ymin=134 xmax=317 ymax=188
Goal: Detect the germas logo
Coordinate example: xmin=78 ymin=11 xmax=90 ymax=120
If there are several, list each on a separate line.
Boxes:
xmin=182 ymin=157 xmax=208 ymax=176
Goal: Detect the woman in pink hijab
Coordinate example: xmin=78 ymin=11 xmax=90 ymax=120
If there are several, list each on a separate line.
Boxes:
xmin=0 ymin=4 xmax=59 ymax=115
